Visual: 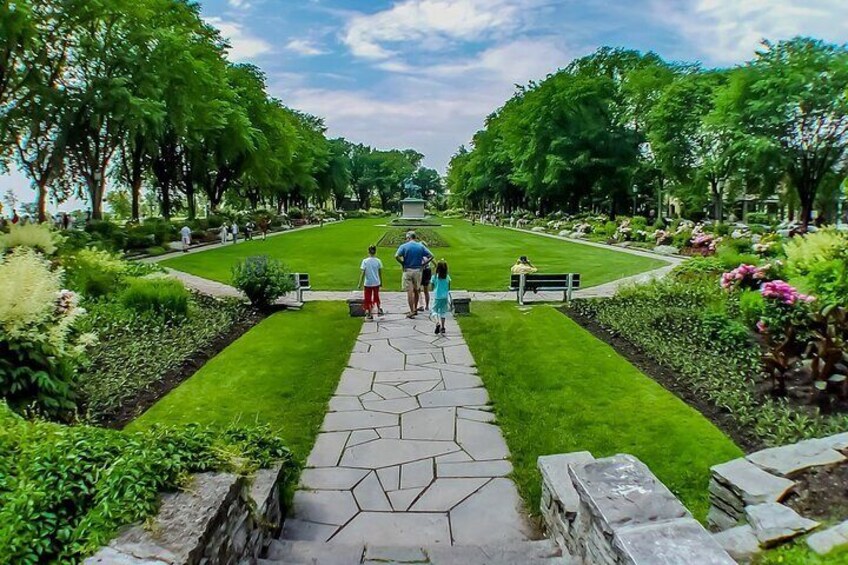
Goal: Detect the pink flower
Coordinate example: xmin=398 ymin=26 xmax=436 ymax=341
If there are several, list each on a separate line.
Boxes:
xmin=760 ymin=280 xmax=815 ymax=306
xmin=756 ymin=320 xmax=768 ymax=333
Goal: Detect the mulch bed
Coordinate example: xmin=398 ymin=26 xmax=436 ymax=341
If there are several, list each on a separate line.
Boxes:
xmin=783 ymin=463 xmax=848 ymax=522
xmin=561 ymin=307 xmax=764 ymax=453
xmin=100 ymin=308 xmax=267 ymax=430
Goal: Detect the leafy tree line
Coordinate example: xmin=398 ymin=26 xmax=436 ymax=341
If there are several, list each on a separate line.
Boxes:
xmin=448 ymin=38 xmax=848 ymax=228
xmin=0 ymin=0 xmax=442 ymax=222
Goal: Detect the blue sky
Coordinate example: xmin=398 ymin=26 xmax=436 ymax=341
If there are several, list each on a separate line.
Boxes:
xmin=2 ymin=0 xmax=846 ymax=210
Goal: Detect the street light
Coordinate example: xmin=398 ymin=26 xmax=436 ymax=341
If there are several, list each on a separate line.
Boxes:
xmin=632 ymin=185 xmax=638 ymax=216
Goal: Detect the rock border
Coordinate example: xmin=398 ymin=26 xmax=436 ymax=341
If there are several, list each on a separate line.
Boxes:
xmin=708 ymin=432 xmax=848 ymax=560
xmin=84 ymin=464 xmax=286 ymax=565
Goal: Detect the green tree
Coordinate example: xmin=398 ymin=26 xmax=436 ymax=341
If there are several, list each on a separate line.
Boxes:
xmin=713 ymin=38 xmax=848 ymax=228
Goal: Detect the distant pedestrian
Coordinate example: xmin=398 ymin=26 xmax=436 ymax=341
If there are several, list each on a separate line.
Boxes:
xmin=359 ymin=245 xmax=384 ymax=320
xmin=219 ymin=223 xmax=229 ymax=245
xmin=62 ymin=212 xmax=71 ymax=230
xmin=245 ymin=221 xmax=255 ymax=241
xmin=258 ymin=217 xmax=270 ymax=240
xmin=231 ymin=222 xmax=239 ymax=244
xmin=395 ymin=231 xmax=434 ymax=319
xmin=180 ymin=225 xmax=192 ymax=252
xmin=431 ymin=260 xmax=451 ymax=335
xmin=11 ymin=211 xmax=19 ymax=224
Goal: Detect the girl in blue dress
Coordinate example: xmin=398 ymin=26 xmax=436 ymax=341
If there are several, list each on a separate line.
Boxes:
xmin=431 ymin=260 xmax=451 ymax=335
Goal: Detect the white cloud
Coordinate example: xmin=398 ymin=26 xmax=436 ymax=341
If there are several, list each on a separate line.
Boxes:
xmin=285 ymin=39 xmax=329 ymax=56
xmin=228 ymin=0 xmax=252 ymax=9
xmin=275 ymin=38 xmax=567 ymax=173
xmin=655 ymin=0 xmax=848 ymax=64
xmin=343 ymin=0 xmax=536 ymax=60
xmin=206 ymin=17 xmax=273 ymax=62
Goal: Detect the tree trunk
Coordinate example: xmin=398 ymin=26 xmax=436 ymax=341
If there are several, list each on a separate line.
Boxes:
xmin=89 ymin=174 xmax=105 ymax=220
xmin=711 ymin=179 xmax=723 ymax=222
xmin=185 ymin=181 xmax=196 ymax=220
xmin=131 ymin=176 xmax=142 ymax=221
xmin=161 ymin=182 xmax=171 ymax=219
xmin=36 ymin=179 xmax=48 ymax=223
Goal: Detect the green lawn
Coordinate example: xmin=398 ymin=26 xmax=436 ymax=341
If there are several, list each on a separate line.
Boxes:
xmin=128 ymin=302 xmax=361 ymax=464
xmin=458 ymin=302 xmax=743 ymax=522
xmin=160 ymin=219 xmax=666 ymax=291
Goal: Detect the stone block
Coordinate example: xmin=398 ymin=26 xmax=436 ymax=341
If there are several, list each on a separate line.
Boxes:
xmin=452 ymin=291 xmax=472 ymax=315
xmin=746 ymin=439 xmax=846 ymax=477
xmin=746 ymin=503 xmax=820 ymax=547
xmin=710 ymin=458 xmax=795 ymax=506
xmin=569 ymin=454 xmax=690 ymax=534
xmin=615 ymin=519 xmax=736 ymax=564
xmin=712 ymin=525 xmax=761 ymax=562
xmin=807 ymin=520 xmax=848 ymax=555
xmin=537 ymin=451 xmax=595 ymax=515
xmin=347 ymin=292 xmax=365 ymax=317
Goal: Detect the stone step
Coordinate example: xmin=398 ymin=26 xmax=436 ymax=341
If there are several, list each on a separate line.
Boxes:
xmin=262 ymin=538 xmax=573 ymax=564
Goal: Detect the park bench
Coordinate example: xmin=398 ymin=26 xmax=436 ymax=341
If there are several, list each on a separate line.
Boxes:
xmin=289 ymin=273 xmax=311 ymax=302
xmin=509 ymin=273 xmax=581 ymax=305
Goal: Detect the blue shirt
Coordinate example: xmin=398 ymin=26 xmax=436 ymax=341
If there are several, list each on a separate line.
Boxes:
xmin=432 ymin=274 xmax=451 ymax=299
xmin=395 ymin=241 xmax=433 ymax=270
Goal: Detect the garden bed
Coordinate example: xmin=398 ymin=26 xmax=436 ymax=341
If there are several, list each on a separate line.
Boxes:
xmin=563 ymin=306 xmax=764 ymax=453
xmin=783 ymin=464 xmax=848 ymax=523
xmin=377 ymin=227 xmax=449 ymax=248
xmin=78 ymin=293 xmax=263 ymax=428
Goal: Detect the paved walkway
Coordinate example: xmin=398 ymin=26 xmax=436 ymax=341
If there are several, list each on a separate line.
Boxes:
xmin=282 ymin=294 xmax=535 ymax=547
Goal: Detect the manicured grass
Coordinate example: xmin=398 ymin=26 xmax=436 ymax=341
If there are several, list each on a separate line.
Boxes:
xmin=458 ymin=302 xmax=743 ymax=522
xmin=128 ymin=302 xmax=361 ymax=464
xmin=160 ymin=219 xmax=666 ymax=291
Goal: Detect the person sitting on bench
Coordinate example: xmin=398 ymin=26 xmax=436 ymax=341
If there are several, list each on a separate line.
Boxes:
xmin=511 ymin=256 xmax=537 ymax=275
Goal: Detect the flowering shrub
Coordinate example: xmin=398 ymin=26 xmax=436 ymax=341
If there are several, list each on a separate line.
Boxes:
xmin=0 ymin=222 xmax=62 ymax=255
xmin=720 ymin=264 xmax=771 ymax=291
xmin=785 ymin=230 xmax=848 ymax=276
xmin=760 ymin=280 xmax=816 ymax=307
xmin=0 ymin=249 xmax=94 ymax=418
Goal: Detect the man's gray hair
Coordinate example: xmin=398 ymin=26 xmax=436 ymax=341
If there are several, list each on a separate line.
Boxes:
xmin=406 ymin=231 xmax=417 ymax=240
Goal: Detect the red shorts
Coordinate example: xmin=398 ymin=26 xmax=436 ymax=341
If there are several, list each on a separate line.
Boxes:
xmin=364 ymin=286 xmax=381 ymax=311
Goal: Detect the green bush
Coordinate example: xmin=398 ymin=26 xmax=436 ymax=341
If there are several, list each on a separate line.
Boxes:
xmin=232 ymin=256 xmax=295 ymax=309
xmin=287 ymin=207 xmax=305 ymax=220
xmin=0 ymin=403 xmax=293 ymax=564
xmin=120 ymin=276 xmax=190 ymax=317
xmin=746 ymin=212 xmax=770 ymax=225
xmin=65 ymin=249 xmax=127 ymax=298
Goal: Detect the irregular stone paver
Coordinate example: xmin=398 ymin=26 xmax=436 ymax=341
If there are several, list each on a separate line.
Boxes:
xmin=288 ymin=295 xmax=531 ymax=547
xmin=807 ymin=520 xmax=848 ymax=555
xmin=746 ymin=503 xmax=820 ymax=547
xmin=746 ymin=440 xmax=846 ymax=477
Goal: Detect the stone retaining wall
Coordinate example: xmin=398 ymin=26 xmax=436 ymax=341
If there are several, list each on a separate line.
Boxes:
xmin=708 ymin=432 xmax=848 ymax=561
xmin=85 ymin=464 xmax=285 ymax=565
xmin=539 ymin=452 xmax=734 ymax=565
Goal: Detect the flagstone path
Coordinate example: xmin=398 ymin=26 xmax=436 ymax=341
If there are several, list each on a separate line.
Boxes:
xmin=282 ymin=294 xmax=535 ymax=547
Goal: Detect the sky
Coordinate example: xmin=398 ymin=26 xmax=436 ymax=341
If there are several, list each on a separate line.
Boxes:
xmin=2 ymin=0 xmax=847 ymax=211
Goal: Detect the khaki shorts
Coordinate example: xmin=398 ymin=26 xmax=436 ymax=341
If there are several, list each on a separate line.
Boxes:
xmin=402 ymin=269 xmax=423 ymax=291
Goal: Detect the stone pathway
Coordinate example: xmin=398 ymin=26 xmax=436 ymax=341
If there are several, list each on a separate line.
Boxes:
xmin=283 ymin=294 xmax=535 ymax=547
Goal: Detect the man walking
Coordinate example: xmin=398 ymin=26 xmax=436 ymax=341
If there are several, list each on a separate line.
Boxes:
xmin=395 ymin=231 xmax=433 ymax=318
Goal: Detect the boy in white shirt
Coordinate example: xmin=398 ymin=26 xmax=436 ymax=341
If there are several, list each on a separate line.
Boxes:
xmin=358 ymin=245 xmax=384 ymax=320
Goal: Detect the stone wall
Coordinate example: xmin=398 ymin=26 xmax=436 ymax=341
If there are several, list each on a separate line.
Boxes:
xmin=85 ymin=464 xmax=285 ymax=565
xmin=539 ymin=452 xmax=734 ymax=565
xmin=708 ymin=432 xmax=848 ymax=561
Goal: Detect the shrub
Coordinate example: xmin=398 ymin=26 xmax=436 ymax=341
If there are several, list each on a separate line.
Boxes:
xmin=119 ymin=276 xmax=190 ymax=317
xmin=746 ymin=212 xmax=770 ymax=225
xmin=232 ymin=256 xmax=295 ymax=308
xmin=0 ymin=404 xmax=293 ymax=563
xmin=785 ymin=230 xmax=848 ymax=276
xmin=0 ymin=223 xmax=62 ymax=255
xmin=85 ymin=220 xmax=126 ymax=250
xmin=0 ymin=249 xmax=94 ymax=418
xmin=65 ymin=248 xmax=127 ymax=298
xmin=287 ymin=206 xmax=304 ymax=220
